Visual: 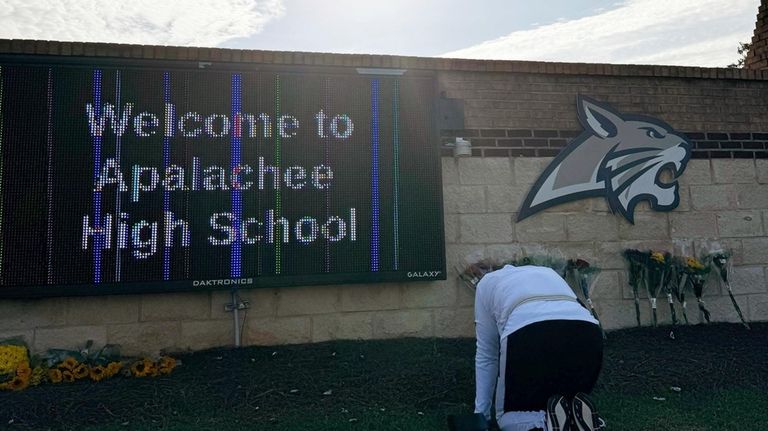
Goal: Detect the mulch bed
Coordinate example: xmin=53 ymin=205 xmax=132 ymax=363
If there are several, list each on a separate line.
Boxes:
xmin=1 ymin=322 xmax=766 ymax=430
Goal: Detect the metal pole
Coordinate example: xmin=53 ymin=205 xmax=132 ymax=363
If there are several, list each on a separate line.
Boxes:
xmin=232 ymin=289 xmax=241 ymax=347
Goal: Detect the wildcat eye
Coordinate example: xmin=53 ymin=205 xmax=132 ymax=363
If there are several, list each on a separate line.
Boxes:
xmin=643 ymin=128 xmax=664 ymax=139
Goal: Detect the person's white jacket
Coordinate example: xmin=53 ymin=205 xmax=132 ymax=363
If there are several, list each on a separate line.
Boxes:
xmin=473 ymin=264 xmax=598 ymax=427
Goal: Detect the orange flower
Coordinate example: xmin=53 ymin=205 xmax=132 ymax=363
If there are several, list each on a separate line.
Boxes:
xmin=48 ymin=368 xmax=63 ymax=383
xmin=8 ymin=375 xmax=29 ymax=391
xmin=15 ymin=362 xmax=32 ymax=379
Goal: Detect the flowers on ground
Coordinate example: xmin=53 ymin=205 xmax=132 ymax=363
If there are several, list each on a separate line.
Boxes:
xmin=1 ymin=339 xmax=179 ymax=391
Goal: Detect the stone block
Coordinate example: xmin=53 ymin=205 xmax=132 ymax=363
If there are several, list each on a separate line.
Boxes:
xmin=459 ymin=214 xmax=514 ymax=243
xmin=445 ymin=244 xmax=486 ymax=270
xmin=486 ymin=185 xmax=526 ymax=213
xmin=34 ymin=325 xmax=108 ymax=353
xmin=276 ymin=286 xmax=339 ymax=316
xmin=516 ymin=213 xmax=567 ymax=242
xmin=594 ymin=300 xmax=639 ymax=330
xmin=434 ymin=307 xmax=475 ymax=338
xmin=566 ymin=214 xmax=619 ymax=242
xmin=444 ymin=214 xmax=459 ymax=243
xmin=401 ymin=281 xmax=456 ymax=308
xmin=748 ymin=293 xmax=768 ymax=322
xmin=514 ymin=158 xmax=551 ymax=184
xmin=140 ymin=292 xmax=211 ymax=322
xmin=311 ymin=312 xmax=375 ymax=342
xmin=340 ymin=283 xmax=401 ymax=312
xmin=678 ymin=160 xmax=712 ymax=186
xmin=716 ymin=211 xmax=764 ymax=237
xmin=690 ymin=185 xmax=737 ymax=210
xmin=0 ymin=298 xmax=67 ymax=331
xmin=107 ymin=322 xmax=182 ymax=356
xmin=441 ymin=157 xmax=459 ymax=185
xmin=458 ymin=157 xmax=513 ymax=185
xmin=741 ymin=238 xmax=768 ymax=265
xmin=210 ymin=288 xmax=277 ymax=321
xmin=735 ymin=184 xmax=768 ymax=209
xmin=618 ymin=213 xmax=669 ymax=240
xmin=244 ymin=316 xmax=311 ymax=345
xmin=670 ymin=213 xmax=717 ymax=238
xmin=712 ymin=159 xmax=756 ymax=184
xmin=372 ymin=310 xmax=434 ymax=338
xmin=66 ymin=295 xmax=140 ymax=326
xmin=757 ymin=160 xmax=768 ymax=184
xmin=443 ymin=185 xmax=486 ymax=214
xmin=589 ymin=270 xmax=622 ymax=300
xmin=728 ymin=266 xmax=767 ymax=295
xmin=180 ymin=320 xmax=234 ymax=351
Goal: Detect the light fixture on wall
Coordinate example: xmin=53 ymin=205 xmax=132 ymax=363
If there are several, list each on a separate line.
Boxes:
xmin=453 ymin=137 xmax=472 ymax=157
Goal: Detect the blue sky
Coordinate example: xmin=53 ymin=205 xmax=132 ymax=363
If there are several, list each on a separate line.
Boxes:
xmin=0 ymin=0 xmax=760 ymax=67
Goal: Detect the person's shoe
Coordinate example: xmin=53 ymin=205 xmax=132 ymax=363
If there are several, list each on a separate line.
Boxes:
xmin=570 ymin=392 xmax=600 ymax=431
xmin=546 ymin=394 xmax=571 ymax=431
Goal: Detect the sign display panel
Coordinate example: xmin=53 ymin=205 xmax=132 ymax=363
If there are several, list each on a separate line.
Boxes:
xmin=0 ymin=57 xmax=445 ymax=297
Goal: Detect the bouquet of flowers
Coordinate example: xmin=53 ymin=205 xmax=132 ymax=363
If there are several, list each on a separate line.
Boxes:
xmin=0 ymin=339 xmax=31 ymax=391
xmin=709 ymin=250 xmax=750 ymax=329
xmin=457 ymin=260 xmax=499 ymax=291
xmin=682 ymin=256 xmax=711 ymax=323
xmin=645 ymin=251 xmax=667 ymax=327
xmin=623 ymin=249 xmax=646 ymax=327
xmin=565 ymin=258 xmax=605 ymax=338
xmin=669 ymin=256 xmax=690 ymax=324
xmin=659 ymin=252 xmax=680 ymax=326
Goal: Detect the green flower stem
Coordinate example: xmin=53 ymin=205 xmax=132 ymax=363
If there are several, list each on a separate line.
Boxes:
xmin=724 ymin=281 xmax=751 ymax=330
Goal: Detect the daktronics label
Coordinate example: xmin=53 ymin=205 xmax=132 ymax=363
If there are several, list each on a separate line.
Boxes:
xmin=0 ymin=59 xmax=446 ymax=297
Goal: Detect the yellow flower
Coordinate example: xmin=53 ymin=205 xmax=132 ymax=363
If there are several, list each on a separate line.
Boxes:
xmin=158 ymin=356 xmax=176 ymax=375
xmin=89 ymin=365 xmax=107 ymax=382
xmin=650 ymin=251 xmax=665 ymax=264
xmin=130 ymin=359 xmax=150 ymax=377
xmin=73 ymin=363 xmax=89 ymax=379
xmin=0 ymin=345 xmax=28 ymax=375
xmin=30 ymin=367 xmax=46 ymax=386
xmin=686 ymin=257 xmax=705 ymax=270
xmin=48 ymin=368 xmax=63 ymax=384
xmin=61 ymin=357 xmax=79 ymax=371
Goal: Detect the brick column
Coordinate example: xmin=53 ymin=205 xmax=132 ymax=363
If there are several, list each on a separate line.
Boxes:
xmin=746 ymin=0 xmax=768 ymax=69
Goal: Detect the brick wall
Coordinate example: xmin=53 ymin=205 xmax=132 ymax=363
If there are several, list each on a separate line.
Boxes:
xmin=747 ymin=0 xmax=768 ymax=70
xmin=0 ymin=40 xmax=767 ymax=355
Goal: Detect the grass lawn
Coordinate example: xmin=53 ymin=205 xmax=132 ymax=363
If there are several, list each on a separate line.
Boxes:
xmin=1 ymin=322 xmax=766 ymax=431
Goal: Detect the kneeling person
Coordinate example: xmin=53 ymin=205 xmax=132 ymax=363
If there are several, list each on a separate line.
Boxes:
xmin=474 ymin=264 xmax=603 ymax=431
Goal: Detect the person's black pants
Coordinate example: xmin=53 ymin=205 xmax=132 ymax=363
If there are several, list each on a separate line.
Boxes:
xmin=503 ymin=319 xmax=603 ymax=413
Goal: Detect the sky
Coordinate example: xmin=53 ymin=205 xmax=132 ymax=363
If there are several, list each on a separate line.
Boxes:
xmin=0 ymin=0 xmax=760 ymax=68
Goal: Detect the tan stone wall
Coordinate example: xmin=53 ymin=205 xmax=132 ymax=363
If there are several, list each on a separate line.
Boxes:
xmin=443 ymin=157 xmax=768 ymax=330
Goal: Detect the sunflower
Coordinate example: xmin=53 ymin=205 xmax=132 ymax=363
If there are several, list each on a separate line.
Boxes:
xmin=130 ymin=359 xmax=149 ymax=377
xmin=158 ymin=356 xmax=176 ymax=375
xmin=62 ymin=370 xmax=75 ymax=383
xmin=73 ymin=363 xmax=89 ymax=379
xmin=650 ymin=251 xmax=665 ymax=264
xmin=61 ymin=357 xmax=79 ymax=371
xmin=686 ymin=256 xmax=705 ymax=271
xmin=89 ymin=365 xmax=107 ymax=382
xmin=48 ymin=368 xmax=63 ymax=384
xmin=106 ymin=362 xmax=123 ymax=377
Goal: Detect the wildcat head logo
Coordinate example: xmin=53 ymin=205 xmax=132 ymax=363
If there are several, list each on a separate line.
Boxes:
xmin=518 ymin=96 xmax=691 ymax=224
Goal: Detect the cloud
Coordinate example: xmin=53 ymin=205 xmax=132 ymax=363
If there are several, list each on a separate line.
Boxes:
xmin=0 ymin=0 xmax=286 ymax=47
xmin=442 ymin=0 xmax=758 ymax=67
